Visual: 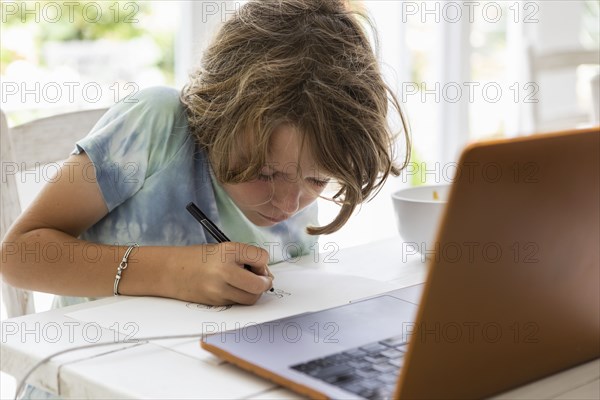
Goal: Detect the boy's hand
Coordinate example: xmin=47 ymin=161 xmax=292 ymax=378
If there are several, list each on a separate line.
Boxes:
xmin=166 ymin=242 xmax=273 ymax=305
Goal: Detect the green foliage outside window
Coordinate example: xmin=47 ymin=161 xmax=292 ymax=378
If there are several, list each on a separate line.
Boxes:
xmin=1 ymin=1 xmax=173 ymax=80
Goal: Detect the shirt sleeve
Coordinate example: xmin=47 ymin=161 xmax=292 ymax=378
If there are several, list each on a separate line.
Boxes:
xmin=72 ymin=86 xmax=188 ymax=211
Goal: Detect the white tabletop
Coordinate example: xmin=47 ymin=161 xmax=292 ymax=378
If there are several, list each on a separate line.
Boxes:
xmin=1 ymin=238 xmax=598 ymax=399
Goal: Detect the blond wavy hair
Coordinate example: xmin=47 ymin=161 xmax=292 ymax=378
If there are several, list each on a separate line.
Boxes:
xmin=181 ymin=0 xmax=410 ymax=235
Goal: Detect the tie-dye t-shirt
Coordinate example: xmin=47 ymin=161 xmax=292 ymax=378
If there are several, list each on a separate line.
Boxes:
xmin=53 ymin=86 xmax=319 ymax=309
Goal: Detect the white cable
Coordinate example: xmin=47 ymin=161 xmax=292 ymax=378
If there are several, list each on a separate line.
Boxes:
xmin=14 ymin=332 xmax=206 ymax=400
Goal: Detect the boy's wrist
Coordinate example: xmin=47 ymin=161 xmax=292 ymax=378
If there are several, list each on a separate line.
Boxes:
xmin=160 ymin=245 xmax=201 ymax=300
xmin=160 ymin=246 xmax=182 ymax=299
xmin=120 ymin=245 xmax=180 ymax=299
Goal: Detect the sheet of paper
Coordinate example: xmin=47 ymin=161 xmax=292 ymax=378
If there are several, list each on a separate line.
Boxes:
xmin=65 ymin=269 xmax=396 ymax=359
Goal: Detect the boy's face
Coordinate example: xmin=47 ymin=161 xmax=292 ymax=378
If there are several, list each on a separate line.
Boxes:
xmin=221 ymin=124 xmax=331 ymax=226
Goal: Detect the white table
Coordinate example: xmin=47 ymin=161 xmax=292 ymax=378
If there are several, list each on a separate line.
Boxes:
xmin=1 ymin=238 xmax=598 ymax=399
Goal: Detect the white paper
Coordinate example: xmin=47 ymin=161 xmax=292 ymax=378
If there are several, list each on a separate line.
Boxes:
xmin=65 ymin=269 xmax=396 ymax=359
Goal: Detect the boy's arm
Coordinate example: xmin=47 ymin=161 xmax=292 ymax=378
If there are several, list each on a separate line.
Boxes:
xmin=0 ymin=153 xmax=272 ymax=304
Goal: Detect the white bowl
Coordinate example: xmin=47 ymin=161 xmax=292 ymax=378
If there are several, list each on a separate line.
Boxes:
xmin=391 ymin=184 xmax=450 ymax=253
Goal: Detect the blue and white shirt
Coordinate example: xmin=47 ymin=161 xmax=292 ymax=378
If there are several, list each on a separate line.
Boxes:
xmin=54 ymin=86 xmax=319 ymax=309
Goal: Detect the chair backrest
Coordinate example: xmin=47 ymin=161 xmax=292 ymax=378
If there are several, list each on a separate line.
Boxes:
xmin=0 ymin=108 xmax=107 ymax=318
xmin=527 ymin=47 xmax=600 ymax=132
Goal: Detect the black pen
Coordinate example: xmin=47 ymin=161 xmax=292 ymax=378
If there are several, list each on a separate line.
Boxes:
xmin=186 ymin=202 xmax=274 ymax=292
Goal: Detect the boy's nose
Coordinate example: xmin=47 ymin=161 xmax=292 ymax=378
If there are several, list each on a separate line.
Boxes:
xmin=272 ymin=181 xmax=301 ymax=215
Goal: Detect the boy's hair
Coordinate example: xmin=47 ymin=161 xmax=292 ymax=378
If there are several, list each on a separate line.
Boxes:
xmin=181 ymin=0 xmax=410 ymax=235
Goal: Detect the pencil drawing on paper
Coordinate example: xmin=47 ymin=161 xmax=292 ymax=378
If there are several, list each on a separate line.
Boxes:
xmin=185 ymin=303 xmax=233 ymax=312
xmin=185 ymin=289 xmax=291 ymax=310
xmin=264 ymin=288 xmax=292 ymax=299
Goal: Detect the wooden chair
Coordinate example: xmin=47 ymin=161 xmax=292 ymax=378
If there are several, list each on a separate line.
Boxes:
xmin=0 ymin=108 xmax=107 ymax=318
xmin=527 ymin=47 xmax=600 ymax=132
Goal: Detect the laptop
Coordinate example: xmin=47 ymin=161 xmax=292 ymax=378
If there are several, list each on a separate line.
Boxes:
xmin=201 ymin=127 xmax=600 ymax=399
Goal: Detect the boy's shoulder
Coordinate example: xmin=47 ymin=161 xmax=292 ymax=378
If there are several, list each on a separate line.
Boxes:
xmin=131 ymin=86 xmax=182 ymax=113
xmin=103 ymin=86 xmax=191 ymax=161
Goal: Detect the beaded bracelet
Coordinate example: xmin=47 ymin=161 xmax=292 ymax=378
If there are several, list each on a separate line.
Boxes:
xmin=113 ymin=244 xmax=139 ymax=296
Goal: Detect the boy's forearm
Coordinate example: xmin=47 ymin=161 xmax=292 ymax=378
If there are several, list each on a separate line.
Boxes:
xmin=0 ymin=228 xmax=175 ymax=299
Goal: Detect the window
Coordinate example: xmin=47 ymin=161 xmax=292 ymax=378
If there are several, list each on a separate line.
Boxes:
xmin=1 ymin=1 xmax=178 ymax=125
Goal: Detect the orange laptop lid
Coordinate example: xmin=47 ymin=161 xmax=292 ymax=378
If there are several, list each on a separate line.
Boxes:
xmin=396 ymin=127 xmax=600 ymax=399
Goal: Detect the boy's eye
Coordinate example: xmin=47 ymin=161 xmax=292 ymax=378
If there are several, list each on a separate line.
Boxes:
xmin=257 ymin=173 xmax=329 ymax=188
xmin=308 ymin=178 xmax=330 ymax=187
xmin=258 ymin=173 xmax=273 ymax=182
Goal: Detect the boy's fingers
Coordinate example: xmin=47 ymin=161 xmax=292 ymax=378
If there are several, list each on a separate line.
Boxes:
xmin=225 ymin=264 xmax=272 ymax=295
xmin=251 ymin=264 xmax=274 ymax=280
xmin=245 ymin=263 xmax=270 ymax=277
xmin=219 ymin=243 xmax=274 ymax=294
xmin=224 ymin=284 xmax=262 ymax=305
xmin=236 ymin=244 xmax=273 ymax=279
xmin=265 ymin=264 xmax=275 ymax=280
xmin=234 ymin=243 xmax=270 ymax=269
